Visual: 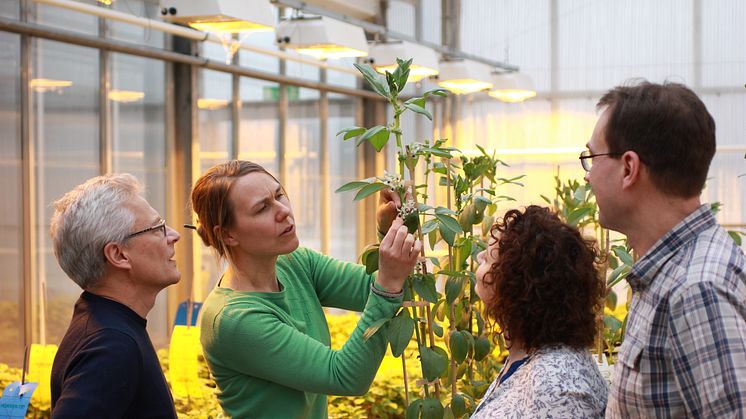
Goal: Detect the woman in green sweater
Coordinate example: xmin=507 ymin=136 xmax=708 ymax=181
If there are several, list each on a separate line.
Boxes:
xmin=191 ymin=160 xmax=419 ymax=418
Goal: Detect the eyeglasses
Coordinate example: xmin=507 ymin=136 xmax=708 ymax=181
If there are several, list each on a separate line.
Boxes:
xmin=126 ymin=219 xmax=167 ymax=240
xmin=579 ymin=150 xmax=622 ymax=172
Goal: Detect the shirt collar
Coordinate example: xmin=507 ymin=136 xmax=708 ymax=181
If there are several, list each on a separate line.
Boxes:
xmin=626 ymin=204 xmax=716 ymax=292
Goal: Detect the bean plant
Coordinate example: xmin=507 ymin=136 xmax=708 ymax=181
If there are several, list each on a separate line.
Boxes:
xmin=336 ymin=58 xmax=523 ymax=418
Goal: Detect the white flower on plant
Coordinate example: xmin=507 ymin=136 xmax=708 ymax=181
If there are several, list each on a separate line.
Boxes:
xmin=398 ymin=197 xmax=417 ymax=218
xmin=379 ymin=171 xmax=402 ymax=188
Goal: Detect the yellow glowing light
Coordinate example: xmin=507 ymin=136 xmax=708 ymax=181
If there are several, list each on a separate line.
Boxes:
xmin=109 ymin=90 xmax=145 ymax=103
xmin=294 ymin=45 xmax=368 ymax=60
xmin=97 ymin=0 xmax=113 ymax=5
xmin=488 ymin=89 xmax=537 ymax=103
xmin=188 ymin=16 xmax=273 ymax=34
xmin=437 ymin=79 xmax=493 ymax=95
xmin=374 ymin=65 xmax=439 ymax=82
xmin=198 ymin=98 xmax=230 ymax=110
xmin=30 ymin=78 xmax=73 ymax=93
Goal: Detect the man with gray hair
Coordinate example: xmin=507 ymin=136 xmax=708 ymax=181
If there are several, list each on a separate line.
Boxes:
xmin=49 ymin=173 xmax=180 ymax=418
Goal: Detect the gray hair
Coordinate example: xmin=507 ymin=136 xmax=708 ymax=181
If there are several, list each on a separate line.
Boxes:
xmin=49 ymin=173 xmax=143 ymax=289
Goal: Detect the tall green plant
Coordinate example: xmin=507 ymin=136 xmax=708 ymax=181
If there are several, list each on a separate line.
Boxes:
xmin=336 ymin=59 xmax=521 ymax=418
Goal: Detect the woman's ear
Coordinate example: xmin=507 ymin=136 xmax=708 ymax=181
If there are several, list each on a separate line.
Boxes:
xmin=103 ymin=242 xmax=131 ymax=270
xmin=214 ymin=225 xmax=240 ymax=247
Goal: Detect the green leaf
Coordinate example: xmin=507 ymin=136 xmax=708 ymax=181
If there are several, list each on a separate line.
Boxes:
xmin=603 ymin=314 xmax=623 ymax=335
xmin=728 ymin=230 xmax=743 ymax=246
xmin=353 ymin=182 xmax=389 ymax=201
xmin=388 ymin=311 xmax=415 ymax=357
xmin=434 ymin=206 xmax=458 ymax=216
xmin=458 ymin=205 xmax=476 ymax=231
xmin=404 ymin=210 xmax=420 ymax=234
xmin=406 ymin=399 xmax=423 ymax=419
xmin=606 ymin=264 xmax=630 ymax=288
xmin=420 ymin=218 xmax=439 ymax=235
xmin=395 ymin=58 xmax=413 ymax=92
xmin=363 ymin=317 xmax=389 ymax=341
xmin=403 ymin=102 xmax=433 ymax=120
xmin=361 ymin=125 xmax=391 ymax=152
xmin=421 ymin=398 xmax=445 ymax=419
xmin=423 ymin=87 xmax=448 ymax=97
xmin=432 ymin=320 xmax=443 ymax=338
xmin=353 ymin=63 xmax=391 ymax=98
xmin=420 ymin=346 xmax=449 ymax=381
xmin=405 ymin=96 xmax=426 ymax=108
xmin=449 ymin=330 xmax=469 ymax=363
xmin=451 ymin=394 xmax=467 ymax=418
xmin=412 ymin=274 xmax=439 ymax=303
xmin=445 ymin=276 xmax=466 ymax=305
xmin=612 ymin=246 xmax=634 ymax=266
xmin=336 ymin=126 xmax=366 ymax=141
xmin=566 ymin=207 xmax=592 ymax=227
xmin=335 ymin=180 xmax=370 ymax=193
xmin=606 ymin=289 xmax=618 ymax=310
xmin=474 ymin=336 xmax=491 ymax=361
xmin=439 ymin=223 xmax=456 ymax=247
xmin=436 ymin=213 xmax=464 ymax=234
xmin=360 ymin=245 xmax=379 ymax=274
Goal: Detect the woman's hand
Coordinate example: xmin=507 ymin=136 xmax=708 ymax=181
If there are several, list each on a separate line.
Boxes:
xmin=376 ymin=188 xmax=401 ymax=235
xmin=376 ymin=218 xmax=421 ymax=293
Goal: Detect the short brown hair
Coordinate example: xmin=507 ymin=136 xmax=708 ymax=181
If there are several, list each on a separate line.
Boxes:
xmin=598 ymin=80 xmax=716 ymax=197
xmin=191 ymin=160 xmax=280 ymax=259
xmin=482 ymin=206 xmax=604 ymax=351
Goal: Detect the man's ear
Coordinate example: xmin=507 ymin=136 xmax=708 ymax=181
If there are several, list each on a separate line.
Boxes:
xmin=103 ymin=242 xmax=131 ymax=270
xmin=214 ymin=225 xmax=239 ymax=247
xmin=621 ymin=150 xmax=642 ymax=190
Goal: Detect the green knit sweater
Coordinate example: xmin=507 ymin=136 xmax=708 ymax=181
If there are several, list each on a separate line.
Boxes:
xmin=200 ymin=247 xmax=402 ymax=419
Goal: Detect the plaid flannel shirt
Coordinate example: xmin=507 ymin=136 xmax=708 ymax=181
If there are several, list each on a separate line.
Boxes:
xmin=606 ymin=205 xmax=746 ymax=418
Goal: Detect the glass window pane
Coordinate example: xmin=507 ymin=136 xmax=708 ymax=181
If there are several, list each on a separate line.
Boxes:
xmin=328 ymin=95 xmax=358 ymax=262
xmin=0 ymin=0 xmax=18 ymax=18
xmin=0 ymin=32 xmax=22 ymax=367
xmin=111 ymin=53 xmax=169 ymax=347
xmin=287 ymin=88 xmax=321 ymax=250
xmin=33 ymin=2 xmax=97 ymax=36
xmin=239 ymin=77 xmax=279 ymax=176
xmin=196 ymin=69 xmax=233 ymax=299
xmin=110 ymin=0 xmax=165 ymax=48
xmin=32 ymin=40 xmax=99 ymax=346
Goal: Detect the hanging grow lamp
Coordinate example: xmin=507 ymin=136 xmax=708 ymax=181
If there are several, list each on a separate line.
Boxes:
xmin=160 ymin=0 xmax=275 ymax=33
xmin=488 ymin=72 xmax=537 ymax=102
xmin=276 ymin=16 xmax=368 ymax=60
xmin=366 ymin=41 xmax=439 ymax=82
xmin=437 ymin=60 xmax=493 ymax=94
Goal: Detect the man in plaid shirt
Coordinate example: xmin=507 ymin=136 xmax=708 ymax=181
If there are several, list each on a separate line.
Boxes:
xmin=581 ymin=81 xmax=746 ymax=417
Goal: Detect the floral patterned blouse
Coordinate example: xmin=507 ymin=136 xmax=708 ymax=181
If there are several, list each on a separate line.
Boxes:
xmin=472 ymin=344 xmax=608 ymax=418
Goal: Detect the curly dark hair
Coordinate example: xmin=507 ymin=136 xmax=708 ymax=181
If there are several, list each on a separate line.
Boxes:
xmin=482 ymin=205 xmax=605 ymax=351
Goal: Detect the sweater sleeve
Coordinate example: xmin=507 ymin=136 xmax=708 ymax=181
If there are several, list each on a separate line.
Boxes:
xmin=52 ymin=330 xmax=141 ymax=419
xmin=212 ymin=291 xmax=400 ymax=396
xmin=299 ymin=247 xmax=376 ymax=312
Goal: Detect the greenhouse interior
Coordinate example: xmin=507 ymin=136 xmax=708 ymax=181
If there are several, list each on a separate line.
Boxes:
xmin=1 ymin=0 xmax=744 ymax=417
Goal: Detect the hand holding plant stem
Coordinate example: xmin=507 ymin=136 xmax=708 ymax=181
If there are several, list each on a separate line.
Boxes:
xmin=376 ymin=218 xmax=422 ymax=293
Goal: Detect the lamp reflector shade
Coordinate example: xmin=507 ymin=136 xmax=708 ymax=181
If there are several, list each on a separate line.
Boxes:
xmin=437 ymin=60 xmax=493 ymax=94
xmin=367 ymin=41 xmax=439 ymax=82
xmin=160 ymin=0 xmax=275 ymax=33
xmin=276 ymin=16 xmax=368 ymax=60
xmin=488 ymin=72 xmax=537 ymax=102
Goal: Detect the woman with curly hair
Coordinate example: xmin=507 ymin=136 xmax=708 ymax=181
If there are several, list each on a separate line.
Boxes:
xmin=472 ymin=205 xmax=608 ymax=418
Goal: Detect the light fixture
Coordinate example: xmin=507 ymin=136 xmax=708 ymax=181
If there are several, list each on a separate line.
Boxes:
xmin=30 ymin=78 xmax=73 ymax=93
xmin=109 ymin=90 xmax=145 ymax=103
xmin=437 ymin=60 xmax=493 ymax=94
xmin=366 ymin=41 xmax=439 ymax=82
xmin=488 ymin=72 xmax=537 ymax=103
xmin=276 ymin=16 xmax=368 ymax=60
xmin=198 ymin=98 xmax=230 ymax=110
xmin=160 ymin=0 xmax=274 ymax=33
